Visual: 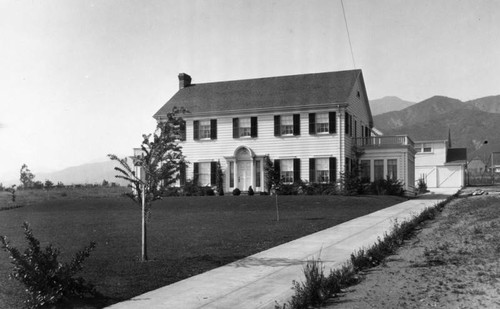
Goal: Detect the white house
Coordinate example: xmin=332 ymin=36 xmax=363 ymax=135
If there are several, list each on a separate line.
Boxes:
xmin=414 ymin=139 xmax=467 ymax=188
xmin=153 ymin=70 xmax=416 ymax=193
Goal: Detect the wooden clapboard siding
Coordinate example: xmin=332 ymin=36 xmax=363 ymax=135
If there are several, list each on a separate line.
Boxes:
xmin=182 ymin=109 xmax=344 ymax=183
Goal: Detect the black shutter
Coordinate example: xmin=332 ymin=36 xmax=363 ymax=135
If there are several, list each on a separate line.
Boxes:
xmin=293 ymin=158 xmax=300 ymax=183
xmin=193 ymin=120 xmax=199 ymax=140
xmin=350 ymin=115 xmax=353 ymax=137
xmin=210 ymin=119 xmax=217 ymax=140
xmin=210 ymin=161 xmax=217 ymax=186
xmin=274 ymin=159 xmax=280 ymax=181
xmin=180 ymin=120 xmax=186 ymax=141
xmin=251 ymin=117 xmax=258 ymax=137
xmin=329 ymin=112 xmax=336 ymax=133
xmin=179 ymin=163 xmax=186 ymax=186
xmin=309 ymin=158 xmax=316 ymax=183
xmin=309 ymin=113 xmax=316 ymax=134
xmin=274 ymin=115 xmax=281 ymax=136
xmin=233 ymin=118 xmax=239 ymax=138
xmin=293 ymin=114 xmax=300 ymax=136
xmin=345 ymin=112 xmax=349 ymax=134
xmin=329 ymin=157 xmax=337 ymax=183
xmin=193 ymin=162 xmax=199 ymax=185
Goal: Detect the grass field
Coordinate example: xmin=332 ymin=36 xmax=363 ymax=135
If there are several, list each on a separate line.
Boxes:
xmin=0 ymin=188 xmax=406 ymax=308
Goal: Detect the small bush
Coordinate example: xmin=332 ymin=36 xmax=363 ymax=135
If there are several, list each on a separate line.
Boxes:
xmin=232 ymin=188 xmax=241 ymax=196
xmin=0 ymin=222 xmax=97 ymax=308
xmin=417 ymin=177 xmax=428 ymax=194
xmin=248 ymin=186 xmax=254 ymax=196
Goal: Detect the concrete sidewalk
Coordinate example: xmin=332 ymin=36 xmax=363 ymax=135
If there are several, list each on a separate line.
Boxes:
xmin=108 ymin=188 xmax=458 ymax=309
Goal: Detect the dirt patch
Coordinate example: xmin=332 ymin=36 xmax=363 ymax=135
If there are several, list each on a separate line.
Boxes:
xmin=325 ymin=195 xmax=500 ymax=309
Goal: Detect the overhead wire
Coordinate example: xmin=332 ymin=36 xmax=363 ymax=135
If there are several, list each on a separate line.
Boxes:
xmin=340 ymin=0 xmax=356 ymax=68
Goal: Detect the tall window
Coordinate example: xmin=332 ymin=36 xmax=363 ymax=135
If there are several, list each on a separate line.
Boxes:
xmin=281 ymin=115 xmax=294 ymax=135
xmin=280 ymin=160 xmax=294 ymax=184
xmin=374 ymin=160 xmax=384 ymax=180
xmin=229 ymin=162 xmax=234 ymax=188
xmin=199 ymin=120 xmax=211 ymax=139
xmin=239 ymin=118 xmax=251 ymax=137
xmin=197 ymin=162 xmax=211 ymax=186
xmin=387 ymin=159 xmax=397 ymax=179
xmin=315 ymin=113 xmax=329 ymax=133
xmin=255 ymin=160 xmax=261 ymax=187
xmin=315 ymin=158 xmax=330 ymax=183
xmin=360 ymin=160 xmax=370 ymax=180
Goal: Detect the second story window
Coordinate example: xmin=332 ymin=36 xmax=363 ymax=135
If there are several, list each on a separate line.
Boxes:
xmin=239 ymin=118 xmax=251 ymax=137
xmin=233 ymin=117 xmax=258 ymax=138
xmin=315 ymin=113 xmax=329 ymax=133
xmin=199 ymin=120 xmax=211 ymax=139
xmin=309 ymin=112 xmax=336 ymax=135
xmin=274 ymin=114 xmax=300 ymax=136
xmin=415 ymin=143 xmax=432 ymax=153
xmin=193 ymin=119 xmax=217 ymax=140
xmin=281 ymin=115 xmax=294 ymax=135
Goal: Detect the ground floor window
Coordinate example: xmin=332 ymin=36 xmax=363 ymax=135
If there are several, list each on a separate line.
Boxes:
xmin=374 ymin=159 xmax=384 ymax=180
xmin=280 ymin=159 xmax=294 ymax=183
xmin=255 ymin=160 xmax=261 ymax=187
xmin=360 ymin=160 xmax=370 ymax=180
xmin=387 ymin=159 xmax=398 ymax=179
xmin=229 ymin=161 xmax=235 ymax=187
xmin=197 ymin=162 xmax=211 ymax=186
xmin=315 ymin=158 xmax=330 ymax=183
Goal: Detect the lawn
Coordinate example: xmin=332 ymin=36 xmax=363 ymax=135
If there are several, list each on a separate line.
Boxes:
xmin=0 ymin=188 xmax=406 ymax=308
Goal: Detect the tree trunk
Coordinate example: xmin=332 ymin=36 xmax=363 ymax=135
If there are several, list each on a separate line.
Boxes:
xmin=141 ymin=187 xmax=148 ymax=261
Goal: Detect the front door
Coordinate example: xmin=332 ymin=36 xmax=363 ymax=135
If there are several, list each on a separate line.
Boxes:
xmin=237 ymin=160 xmax=252 ymax=190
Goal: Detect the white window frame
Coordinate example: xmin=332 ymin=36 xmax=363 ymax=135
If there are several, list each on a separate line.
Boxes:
xmin=315 ymin=158 xmax=330 ymax=183
xmin=387 ymin=159 xmax=398 ymax=180
xmin=199 ymin=120 xmax=211 ymax=139
xmin=239 ymin=117 xmax=251 ymax=137
xmin=198 ymin=162 xmax=211 ymax=186
xmin=280 ymin=159 xmax=294 ymax=184
xmin=315 ymin=113 xmax=329 ymax=133
xmin=280 ymin=115 xmax=294 ymax=135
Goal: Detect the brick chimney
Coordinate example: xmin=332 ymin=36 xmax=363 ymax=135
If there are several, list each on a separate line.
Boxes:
xmin=178 ymin=73 xmax=192 ymax=89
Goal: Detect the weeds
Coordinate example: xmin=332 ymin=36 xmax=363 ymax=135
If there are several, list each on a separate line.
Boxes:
xmin=276 ymin=195 xmax=455 ymax=309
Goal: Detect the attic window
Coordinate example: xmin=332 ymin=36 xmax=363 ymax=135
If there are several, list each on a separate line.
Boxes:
xmin=357 ymin=91 xmax=360 ymax=98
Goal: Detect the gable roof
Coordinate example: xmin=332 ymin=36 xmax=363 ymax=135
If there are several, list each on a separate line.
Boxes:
xmin=154 ymin=69 xmax=371 ymax=122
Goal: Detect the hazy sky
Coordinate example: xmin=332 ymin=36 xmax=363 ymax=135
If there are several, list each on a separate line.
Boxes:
xmin=1 ymin=0 xmax=499 ymax=182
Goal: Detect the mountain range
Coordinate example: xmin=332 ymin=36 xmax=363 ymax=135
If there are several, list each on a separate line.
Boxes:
xmin=372 ymin=95 xmax=500 ymax=161
xmin=34 ymin=160 xmax=130 ymax=186
xmin=16 ymin=94 xmax=500 ymax=185
xmin=369 ymin=96 xmax=415 ymax=115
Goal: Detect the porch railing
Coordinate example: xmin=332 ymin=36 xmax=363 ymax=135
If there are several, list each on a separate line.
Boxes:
xmin=353 ymin=135 xmax=414 ymax=148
